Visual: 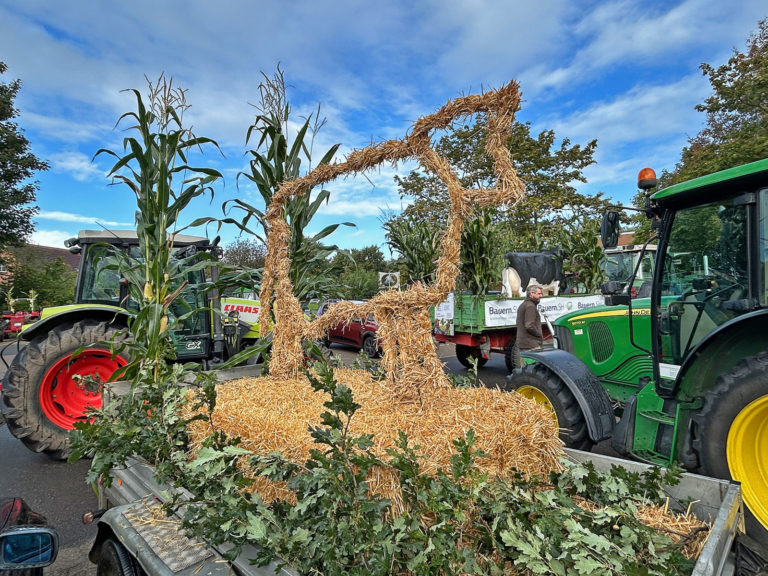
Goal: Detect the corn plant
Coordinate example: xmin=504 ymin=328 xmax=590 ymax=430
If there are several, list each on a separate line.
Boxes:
xmin=459 ymin=209 xmax=503 ymax=295
xmin=382 ymin=213 xmax=441 ymax=286
xmin=71 ymin=75 xmax=224 ymax=476
xmin=559 ymin=215 xmax=605 ymax=293
xmin=225 ymin=66 xmax=350 ymax=303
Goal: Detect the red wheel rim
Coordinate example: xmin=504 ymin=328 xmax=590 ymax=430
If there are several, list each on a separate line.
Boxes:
xmin=39 ymin=349 xmax=127 ymax=429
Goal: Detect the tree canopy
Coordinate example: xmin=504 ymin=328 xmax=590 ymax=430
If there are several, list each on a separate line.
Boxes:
xmin=390 ymin=119 xmax=603 ymax=250
xmin=0 ymin=62 xmax=48 ymax=249
xmin=223 ymin=237 xmax=267 ymax=270
xmin=662 ymin=18 xmax=768 ymax=186
xmin=2 ymin=247 xmax=76 ymax=308
xmin=384 ymin=117 xmax=604 ymax=292
xmin=631 ymin=18 xmax=768 ymax=241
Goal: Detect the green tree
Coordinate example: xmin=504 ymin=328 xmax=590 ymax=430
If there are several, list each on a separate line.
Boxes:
xmin=0 ymin=62 xmax=48 ymax=249
xmin=222 ymin=237 xmax=267 ymax=270
xmin=385 ymin=119 xmax=603 ymax=293
xmin=227 ymin=66 xmax=351 ymax=303
xmin=660 ymin=18 xmax=768 ymax=186
xmin=5 ymin=247 xmax=76 ymax=307
xmin=390 ymin=119 xmax=603 ymax=250
xmin=630 ymin=19 xmax=768 ymax=242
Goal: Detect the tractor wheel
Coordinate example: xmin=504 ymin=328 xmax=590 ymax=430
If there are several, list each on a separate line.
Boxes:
xmin=362 ymin=335 xmax=380 ymax=359
xmin=505 ymin=363 xmax=593 ymax=451
xmin=0 ymin=320 xmax=128 ymax=460
xmin=97 ymin=538 xmax=141 ymax=576
xmin=504 ymin=340 xmax=520 ymax=373
xmin=455 ymin=344 xmax=488 ymax=369
xmin=693 ymin=352 xmax=768 ymax=549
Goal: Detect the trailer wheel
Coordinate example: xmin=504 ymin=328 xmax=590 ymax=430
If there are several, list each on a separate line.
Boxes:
xmin=362 ymin=335 xmax=380 ymax=359
xmin=505 ymin=363 xmax=593 ymax=451
xmin=97 ymin=538 xmax=140 ymax=576
xmin=693 ymin=352 xmax=768 ymax=548
xmin=455 ymin=344 xmax=487 ymax=369
xmin=0 ymin=320 xmax=128 ymax=460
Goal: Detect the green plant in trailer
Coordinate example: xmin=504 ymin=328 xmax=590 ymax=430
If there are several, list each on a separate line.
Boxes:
xmin=225 ymin=66 xmax=352 ymax=304
xmin=70 ymin=75 xmax=224 ymax=479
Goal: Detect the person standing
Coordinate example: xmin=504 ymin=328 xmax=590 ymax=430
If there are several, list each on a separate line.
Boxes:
xmin=515 ymin=284 xmax=544 ymax=353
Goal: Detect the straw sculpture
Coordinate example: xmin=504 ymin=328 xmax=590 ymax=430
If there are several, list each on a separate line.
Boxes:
xmin=259 ymin=81 xmax=525 ymax=393
xmin=187 ymin=81 xmax=709 ymax=559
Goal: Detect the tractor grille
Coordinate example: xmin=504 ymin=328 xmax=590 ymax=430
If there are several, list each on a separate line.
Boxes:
xmin=588 ymin=321 xmax=614 ymax=363
xmin=553 ymin=325 xmax=574 ymax=353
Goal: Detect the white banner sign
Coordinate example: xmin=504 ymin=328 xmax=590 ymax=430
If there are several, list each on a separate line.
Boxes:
xmin=484 ymin=295 xmax=604 ymax=327
xmin=433 ymin=292 xmax=455 ymax=336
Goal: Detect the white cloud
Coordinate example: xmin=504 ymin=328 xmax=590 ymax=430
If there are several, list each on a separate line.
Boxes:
xmin=27 ymin=229 xmax=76 ymax=248
xmin=37 ymin=211 xmax=133 ymax=227
xmin=546 ymin=75 xmax=707 ymax=147
xmin=48 ymin=152 xmax=106 ymax=182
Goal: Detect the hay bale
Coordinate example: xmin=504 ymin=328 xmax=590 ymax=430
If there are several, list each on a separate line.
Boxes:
xmin=185 ymin=368 xmax=563 ymax=509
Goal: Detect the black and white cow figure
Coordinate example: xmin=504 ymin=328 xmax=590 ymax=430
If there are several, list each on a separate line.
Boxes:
xmin=501 ymin=251 xmax=563 ymax=297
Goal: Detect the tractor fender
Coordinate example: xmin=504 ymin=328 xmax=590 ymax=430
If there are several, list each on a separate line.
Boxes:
xmin=17 ymin=305 xmax=130 ymax=342
xmin=522 ymin=349 xmax=615 ymax=442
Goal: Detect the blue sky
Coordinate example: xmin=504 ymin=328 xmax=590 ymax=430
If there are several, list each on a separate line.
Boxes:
xmin=1 ymin=1 xmax=765 ymax=255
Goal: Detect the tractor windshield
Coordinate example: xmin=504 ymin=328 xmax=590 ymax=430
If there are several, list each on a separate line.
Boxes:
xmin=78 ymin=242 xmax=209 ymax=341
xmin=659 ymin=197 xmax=751 ymax=365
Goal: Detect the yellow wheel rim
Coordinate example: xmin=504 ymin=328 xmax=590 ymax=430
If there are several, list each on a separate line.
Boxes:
xmin=727 ymin=393 xmax=768 ymax=531
xmin=516 ymin=385 xmax=558 ymax=427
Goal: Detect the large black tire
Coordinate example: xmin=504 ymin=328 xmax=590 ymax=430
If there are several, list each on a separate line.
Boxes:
xmin=692 ymin=352 xmax=768 ymax=551
xmin=362 ymin=335 xmax=381 ymax=359
xmin=505 ymin=363 xmax=593 ymax=451
xmin=455 ymin=344 xmax=488 ymax=369
xmin=97 ymin=538 xmax=140 ymax=576
xmin=1 ymin=319 xmax=127 ymax=460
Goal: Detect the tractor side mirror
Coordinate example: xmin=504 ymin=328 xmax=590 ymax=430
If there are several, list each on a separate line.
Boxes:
xmin=600 ymin=211 xmax=621 ymax=249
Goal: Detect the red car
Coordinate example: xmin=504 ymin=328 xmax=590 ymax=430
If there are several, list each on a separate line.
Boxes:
xmin=319 ymin=300 xmax=381 ymax=358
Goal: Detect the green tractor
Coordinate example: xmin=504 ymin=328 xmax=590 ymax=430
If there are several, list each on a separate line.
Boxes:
xmin=0 ymin=230 xmax=265 ymax=460
xmin=507 ymin=160 xmax=768 ymax=548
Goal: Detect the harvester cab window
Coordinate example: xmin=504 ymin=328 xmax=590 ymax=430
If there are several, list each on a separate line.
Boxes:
xmin=166 ymin=249 xmax=207 ymax=337
xmin=661 ymin=198 xmax=750 ymax=364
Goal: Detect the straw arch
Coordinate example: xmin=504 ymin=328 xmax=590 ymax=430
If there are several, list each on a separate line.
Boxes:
xmin=259 ymin=81 xmax=526 ymax=395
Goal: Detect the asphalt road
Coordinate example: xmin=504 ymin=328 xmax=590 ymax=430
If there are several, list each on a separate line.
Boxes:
xmin=0 ymin=342 xmax=99 ymax=575
xmin=0 ymin=339 xmax=569 ymax=575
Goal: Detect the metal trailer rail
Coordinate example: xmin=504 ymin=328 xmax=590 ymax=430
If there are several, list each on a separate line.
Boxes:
xmin=92 ymin=449 xmax=742 ymax=576
xmin=567 ymin=449 xmax=742 ymax=576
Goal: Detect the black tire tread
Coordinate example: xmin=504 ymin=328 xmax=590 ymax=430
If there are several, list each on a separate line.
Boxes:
xmin=455 ymin=344 xmax=488 ymax=369
xmin=692 ymin=351 xmax=768 ymax=549
xmin=97 ymin=538 xmax=138 ymax=576
xmin=362 ymin=335 xmax=380 ymax=359
xmin=505 ymin=363 xmax=593 ymax=451
xmin=1 ymin=319 xmax=125 ymax=460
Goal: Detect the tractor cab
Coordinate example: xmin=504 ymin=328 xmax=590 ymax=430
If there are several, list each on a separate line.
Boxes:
xmin=64 ymin=230 xmax=216 ymax=360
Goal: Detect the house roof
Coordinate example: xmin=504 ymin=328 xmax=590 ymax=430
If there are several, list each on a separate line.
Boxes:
xmin=4 ymin=244 xmax=80 ymax=272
